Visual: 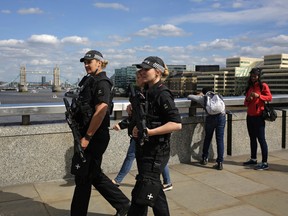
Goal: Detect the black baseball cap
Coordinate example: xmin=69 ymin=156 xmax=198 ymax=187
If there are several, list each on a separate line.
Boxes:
xmin=80 ymin=50 xmax=104 ymax=62
xmin=250 ymin=68 xmax=262 ymax=75
xmin=136 ymin=56 xmax=165 ymax=72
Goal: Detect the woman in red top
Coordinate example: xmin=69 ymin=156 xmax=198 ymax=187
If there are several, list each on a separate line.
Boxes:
xmin=243 ymin=68 xmax=272 ymax=170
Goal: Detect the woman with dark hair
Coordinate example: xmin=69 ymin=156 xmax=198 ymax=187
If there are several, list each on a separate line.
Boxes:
xmin=187 ymin=87 xmax=226 ymax=170
xmin=243 ymin=68 xmax=272 ymax=170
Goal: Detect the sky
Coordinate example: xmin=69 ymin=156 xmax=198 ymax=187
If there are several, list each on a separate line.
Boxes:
xmin=0 ymin=0 xmax=288 ymax=84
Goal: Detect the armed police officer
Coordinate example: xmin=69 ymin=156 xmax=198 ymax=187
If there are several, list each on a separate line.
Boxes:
xmin=70 ymin=50 xmax=130 ymax=216
xmin=127 ymin=56 xmax=182 ymax=216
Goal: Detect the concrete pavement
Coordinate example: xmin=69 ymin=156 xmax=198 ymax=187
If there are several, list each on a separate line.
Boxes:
xmin=1 ymin=149 xmax=288 ymax=216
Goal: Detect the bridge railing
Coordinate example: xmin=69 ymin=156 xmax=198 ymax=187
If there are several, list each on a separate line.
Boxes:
xmin=1 ymin=95 xmax=288 ymax=125
xmin=0 ymin=95 xmax=288 ymax=186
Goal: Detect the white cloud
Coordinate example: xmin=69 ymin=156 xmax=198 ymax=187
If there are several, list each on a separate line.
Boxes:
xmin=199 ymin=39 xmax=235 ymax=50
xmin=28 ymin=34 xmax=59 ymax=44
xmin=135 ymin=24 xmax=189 ymax=37
xmin=169 ymin=1 xmax=288 ymax=25
xmin=17 ymin=8 xmax=43 ymax=14
xmin=0 ymin=39 xmax=24 ymax=46
xmin=232 ymin=2 xmax=244 ymax=8
xmin=265 ymin=34 xmax=288 ymax=46
xmin=61 ymin=36 xmax=89 ymax=44
xmin=94 ymin=3 xmax=129 ymax=11
xmin=30 ymin=59 xmax=52 ymax=65
xmin=1 ymin=10 xmax=11 ymax=14
xmin=95 ymin=35 xmax=131 ymax=47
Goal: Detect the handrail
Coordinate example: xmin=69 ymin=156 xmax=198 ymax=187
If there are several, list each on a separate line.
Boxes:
xmin=1 ymin=95 xmax=288 ymax=125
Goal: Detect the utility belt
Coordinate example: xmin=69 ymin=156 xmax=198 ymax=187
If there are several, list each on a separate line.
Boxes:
xmin=147 ymin=134 xmax=170 ymax=144
xmin=145 ymin=120 xmax=171 ymax=143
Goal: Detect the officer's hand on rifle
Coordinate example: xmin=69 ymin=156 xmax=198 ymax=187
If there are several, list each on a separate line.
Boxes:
xmin=126 ymin=104 xmax=132 ymax=116
xmin=81 ymin=137 xmax=90 ymax=150
xmin=132 ymin=126 xmax=150 ymax=138
xmin=132 ymin=126 xmax=139 ymax=138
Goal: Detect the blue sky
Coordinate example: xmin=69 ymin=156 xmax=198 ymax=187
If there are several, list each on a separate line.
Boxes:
xmin=0 ymin=0 xmax=287 ymax=83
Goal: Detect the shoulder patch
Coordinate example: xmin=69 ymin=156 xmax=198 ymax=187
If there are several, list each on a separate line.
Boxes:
xmin=97 ymin=87 xmax=105 ymax=96
xmin=163 ymin=99 xmax=172 ymax=111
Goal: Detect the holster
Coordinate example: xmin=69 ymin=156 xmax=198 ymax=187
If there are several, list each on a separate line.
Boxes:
xmin=70 ymin=152 xmax=91 ymax=177
xmin=132 ymin=176 xmax=162 ymax=207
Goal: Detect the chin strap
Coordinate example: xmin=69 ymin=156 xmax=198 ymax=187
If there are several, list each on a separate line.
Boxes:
xmin=90 ymin=69 xmax=98 ymax=76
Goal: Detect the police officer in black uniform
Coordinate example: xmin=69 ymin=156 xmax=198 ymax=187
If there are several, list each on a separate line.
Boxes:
xmin=70 ymin=50 xmax=130 ymax=216
xmin=127 ymin=56 xmax=182 ymax=216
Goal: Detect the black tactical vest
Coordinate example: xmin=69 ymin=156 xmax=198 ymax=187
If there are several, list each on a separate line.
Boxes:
xmin=72 ymin=73 xmax=113 ymax=132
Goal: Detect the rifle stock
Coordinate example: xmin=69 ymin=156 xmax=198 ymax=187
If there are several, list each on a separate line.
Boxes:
xmin=129 ymin=84 xmax=148 ymax=145
xmin=63 ymin=98 xmax=86 ymax=163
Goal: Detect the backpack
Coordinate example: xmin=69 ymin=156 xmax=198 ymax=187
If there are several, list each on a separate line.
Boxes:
xmin=204 ymin=91 xmax=225 ymax=115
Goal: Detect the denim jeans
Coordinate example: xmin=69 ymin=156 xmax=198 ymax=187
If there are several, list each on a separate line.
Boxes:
xmin=115 ymin=138 xmax=136 ymax=183
xmin=115 ymin=138 xmax=171 ymax=185
xmin=162 ymin=164 xmax=171 ymax=184
xmin=246 ymin=115 xmax=268 ymax=163
xmin=202 ymin=113 xmax=226 ymax=163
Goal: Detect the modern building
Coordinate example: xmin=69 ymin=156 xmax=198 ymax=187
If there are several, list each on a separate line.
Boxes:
xmin=114 ymin=65 xmax=137 ymax=89
xmin=113 ymin=64 xmax=187 ymax=95
xmin=113 ymin=54 xmax=288 ymax=97
xmin=261 ymin=54 xmax=288 ymax=94
xmin=167 ymin=54 xmax=288 ymax=97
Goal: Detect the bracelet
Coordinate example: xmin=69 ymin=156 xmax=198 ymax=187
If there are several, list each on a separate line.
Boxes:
xmin=84 ymin=134 xmax=93 ymax=141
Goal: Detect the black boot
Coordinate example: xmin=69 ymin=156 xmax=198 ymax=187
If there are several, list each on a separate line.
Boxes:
xmin=200 ymin=157 xmax=208 ymax=165
xmin=213 ymin=162 xmax=223 ymax=170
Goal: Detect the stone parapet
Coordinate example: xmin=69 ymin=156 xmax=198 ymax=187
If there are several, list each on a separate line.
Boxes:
xmin=0 ymin=111 xmax=287 ymax=187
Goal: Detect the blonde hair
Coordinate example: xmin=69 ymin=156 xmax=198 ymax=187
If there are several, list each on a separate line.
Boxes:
xmin=160 ymin=64 xmax=169 ymax=81
xmin=100 ymin=60 xmax=109 ymax=69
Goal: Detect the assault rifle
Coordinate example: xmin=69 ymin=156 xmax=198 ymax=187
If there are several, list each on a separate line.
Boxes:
xmin=63 ymin=98 xmax=86 ymax=163
xmin=129 ymin=84 xmax=148 ymax=146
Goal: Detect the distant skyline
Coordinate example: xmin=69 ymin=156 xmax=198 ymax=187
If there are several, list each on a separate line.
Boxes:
xmin=0 ymin=0 xmax=287 ymax=83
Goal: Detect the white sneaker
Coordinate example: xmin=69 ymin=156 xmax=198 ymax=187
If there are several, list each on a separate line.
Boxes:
xmin=163 ymin=183 xmax=173 ymax=191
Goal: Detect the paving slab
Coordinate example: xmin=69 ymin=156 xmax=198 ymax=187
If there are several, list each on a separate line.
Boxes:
xmin=1 ymin=149 xmax=288 ymax=216
xmin=0 ymin=197 xmax=50 ymax=216
xmin=239 ymin=190 xmax=288 ymax=216
xmin=199 ymin=204 xmax=274 ymax=216
xmin=192 ymin=170 xmax=270 ymax=197
xmin=166 ymin=179 xmax=240 ymax=214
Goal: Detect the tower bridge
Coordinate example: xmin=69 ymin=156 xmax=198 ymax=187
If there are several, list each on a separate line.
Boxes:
xmin=19 ymin=66 xmax=61 ymax=92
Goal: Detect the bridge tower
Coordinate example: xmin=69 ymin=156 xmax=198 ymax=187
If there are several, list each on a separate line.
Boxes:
xmin=18 ymin=66 xmax=28 ymax=92
xmin=52 ymin=65 xmax=61 ymax=92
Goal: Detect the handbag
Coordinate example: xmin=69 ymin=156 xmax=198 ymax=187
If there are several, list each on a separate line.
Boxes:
xmin=262 ymin=102 xmax=277 ymax=122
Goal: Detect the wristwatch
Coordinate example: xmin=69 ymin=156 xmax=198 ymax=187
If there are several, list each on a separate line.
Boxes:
xmin=84 ymin=134 xmax=93 ymax=141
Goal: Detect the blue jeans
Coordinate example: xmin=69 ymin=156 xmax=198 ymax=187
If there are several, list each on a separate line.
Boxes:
xmin=115 ymin=138 xmax=171 ymax=184
xmin=202 ymin=113 xmax=226 ymax=163
xmin=114 ymin=138 xmax=136 ymax=183
xmin=162 ymin=164 xmax=171 ymax=184
xmin=246 ymin=115 xmax=268 ymax=163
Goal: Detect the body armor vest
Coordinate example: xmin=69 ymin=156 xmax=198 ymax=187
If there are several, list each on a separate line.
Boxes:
xmin=71 ymin=73 xmax=113 ymax=133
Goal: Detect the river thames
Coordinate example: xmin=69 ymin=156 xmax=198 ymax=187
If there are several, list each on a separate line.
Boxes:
xmin=0 ymin=89 xmax=127 ymax=125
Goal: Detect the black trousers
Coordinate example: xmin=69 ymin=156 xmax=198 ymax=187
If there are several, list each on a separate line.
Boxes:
xmin=127 ymin=141 xmax=170 ymax=216
xmin=71 ymin=129 xmax=130 ymax=216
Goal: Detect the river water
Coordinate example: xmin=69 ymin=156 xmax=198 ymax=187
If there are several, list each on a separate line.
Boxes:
xmin=0 ymin=89 xmax=127 ymax=125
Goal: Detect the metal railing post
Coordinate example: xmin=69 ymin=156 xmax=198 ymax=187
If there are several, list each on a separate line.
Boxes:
xmin=227 ymin=113 xmax=232 ymax=156
xmin=22 ymin=115 xmax=30 ymax=125
xmin=282 ymin=110 xmax=286 ymax=149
